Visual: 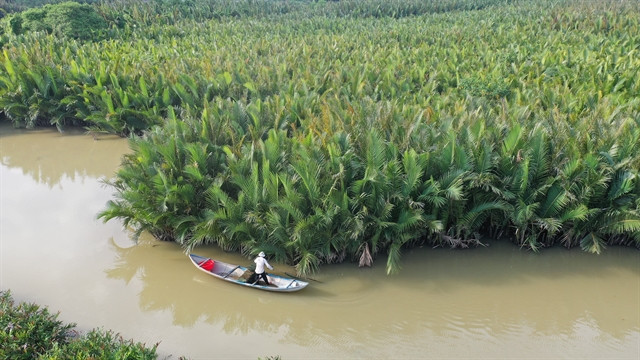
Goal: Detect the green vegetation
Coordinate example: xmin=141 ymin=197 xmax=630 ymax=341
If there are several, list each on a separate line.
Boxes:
xmin=0 ymin=290 xmax=158 ymax=359
xmin=4 ymin=1 xmax=107 ymax=39
xmin=0 ymin=0 xmax=639 ymax=274
xmin=0 ymin=1 xmax=99 ymax=14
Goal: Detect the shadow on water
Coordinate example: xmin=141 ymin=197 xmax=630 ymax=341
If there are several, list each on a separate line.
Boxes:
xmin=105 ymin=231 xmax=640 ymax=348
xmin=104 ymin=237 xmax=377 ymax=354
xmin=0 ymin=123 xmax=96 ymax=140
xmin=398 ymin=241 xmax=640 ymax=284
xmin=106 ymin=235 xmax=335 ymax=333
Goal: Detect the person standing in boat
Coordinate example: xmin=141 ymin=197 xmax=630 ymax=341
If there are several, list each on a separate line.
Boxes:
xmin=254 ymin=251 xmax=273 ymax=285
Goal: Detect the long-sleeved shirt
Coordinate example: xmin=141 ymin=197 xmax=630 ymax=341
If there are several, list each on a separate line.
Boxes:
xmin=254 ymin=256 xmax=273 ymax=274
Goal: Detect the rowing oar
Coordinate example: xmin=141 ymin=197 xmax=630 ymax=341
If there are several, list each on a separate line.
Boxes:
xmin=284 ymin=272 xmax=322 ymax=283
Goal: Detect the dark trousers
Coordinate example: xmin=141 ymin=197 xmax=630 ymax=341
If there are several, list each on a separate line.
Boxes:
xmin=256 ymin=272 xmax=269 ymax=284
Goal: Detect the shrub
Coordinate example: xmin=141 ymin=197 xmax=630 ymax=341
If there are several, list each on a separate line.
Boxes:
xmin=8 ymin=13 xmax=22 ymax=34
xmin=44 ymin=1 xmax=107 ymax=39
xmin=0 ymin=290 xmax=74 ymax=360
xmin=21 ymin=6 xmax=50 ymax=33
xmin=0 ymin=290 xmax=158 ymax=359
xmin=40 ymin=329 xmax=158 ymax=360
xmin=1 ymin=0 xmax=101 ymax=14
xmin=9 ymin=1 xmax=107 ymax=40
xmin=459 ymin=77 xmax=511 ymax=99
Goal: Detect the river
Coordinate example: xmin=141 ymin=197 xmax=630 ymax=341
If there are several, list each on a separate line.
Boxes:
xmin=1 ymin=123 xmax=639 ymax=359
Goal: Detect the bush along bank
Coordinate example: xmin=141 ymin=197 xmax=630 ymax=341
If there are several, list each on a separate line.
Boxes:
xmin=0 ymin=290 xmax=158 ymax=359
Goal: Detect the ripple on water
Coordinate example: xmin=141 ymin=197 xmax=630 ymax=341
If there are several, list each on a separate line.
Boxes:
xmin=315 ymin=276 xmax=374 ymax=307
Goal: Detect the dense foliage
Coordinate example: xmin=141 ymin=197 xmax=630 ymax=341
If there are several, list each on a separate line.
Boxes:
xmin=1 ymin=0 xmax=639 ymax=274
xmin=0 ymin=0 xmax=99 ymax=14
xmin=4 ymin=0 xmax=98 ymax=9
xmin=0 ymin=290 xmax=158 ymax=359
xmin=4 ymin=1 xmax=107 ymax=39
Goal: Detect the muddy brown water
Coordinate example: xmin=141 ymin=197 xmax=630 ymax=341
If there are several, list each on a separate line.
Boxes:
xmin=1 ymin=123 xmax=639 ymax=359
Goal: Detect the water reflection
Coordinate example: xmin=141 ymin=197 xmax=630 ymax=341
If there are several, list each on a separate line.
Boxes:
xmin=0 ymin=123 xmax=129 ymax=186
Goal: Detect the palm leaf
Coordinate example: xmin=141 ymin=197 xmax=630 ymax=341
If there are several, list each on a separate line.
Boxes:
xmin=580 ymin=232 xmax=606 ymax=254
xmin=538 ymin=183 xmax=568 ymax=218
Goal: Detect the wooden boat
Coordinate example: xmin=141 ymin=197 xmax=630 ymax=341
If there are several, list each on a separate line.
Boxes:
xmin=189 ymin=254 xmax=309 ymax=292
